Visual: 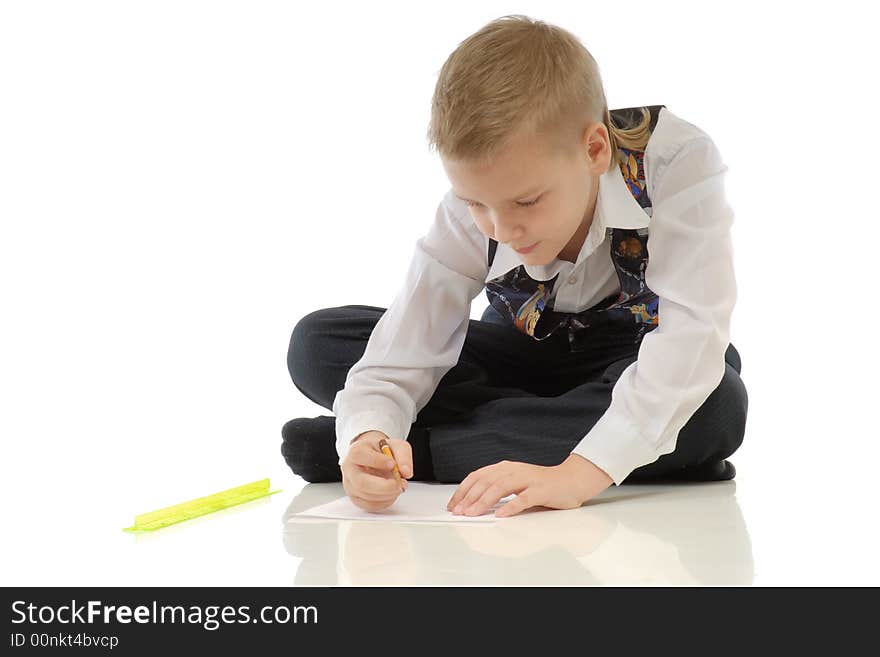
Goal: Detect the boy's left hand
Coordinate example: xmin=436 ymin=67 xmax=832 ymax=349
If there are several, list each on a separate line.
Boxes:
xmin=446 ymin=454 xmax=614 ymax=518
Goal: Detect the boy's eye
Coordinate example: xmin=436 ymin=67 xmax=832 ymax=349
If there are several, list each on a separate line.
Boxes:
xmin=466 ymin=196 xmax=542 ymax=208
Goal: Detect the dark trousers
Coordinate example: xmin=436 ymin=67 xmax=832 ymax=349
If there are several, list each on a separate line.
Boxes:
xmin=286 ymin=304 xmax=748 ymax=483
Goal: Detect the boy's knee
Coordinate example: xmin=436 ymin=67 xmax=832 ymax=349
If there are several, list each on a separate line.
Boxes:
xmin=711 ymin=364 xmax=748 ymax=456
xmin=725 ymin=343 xmax=743 ymax=375
xmin=288 ymin=305 xmax=386 ymax=384
xmin=287 ymin=307 xmax=344 ymax=385
xmin=670 ymin=364 xmax=748 ymax=468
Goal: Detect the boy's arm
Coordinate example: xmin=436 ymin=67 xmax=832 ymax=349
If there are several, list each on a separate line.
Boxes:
xmin=570 ymin=136 xmax=738 ymax=485
xmin=332 ymin=195 xmax=487 ymax=465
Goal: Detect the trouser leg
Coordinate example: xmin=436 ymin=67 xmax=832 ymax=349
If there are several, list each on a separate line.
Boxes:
xmin=287 ymin=304 xmax=558 ymax=421
xmin=284 ymin=304 xmax=563 ymax=481
xmin=427 ymin=340 xmax=748 ymax=484
xmin=623 ymin=344 xmax=747 ymax=481
xmin=286 ymin=304 xmax=747 ymax=486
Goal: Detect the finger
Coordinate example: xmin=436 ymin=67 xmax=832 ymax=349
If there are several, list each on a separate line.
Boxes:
xmin=344 ymin=475 xmax=396 ymax=504
xmin=351 ymin=443 xmax=398 ymax=471
xmin=446 ymin=467 xmax=489 ymax=510
xmin=453 ymin=474 xmax=498 ymax=514
xmin=495 ymin=489 xmax=535 ymax=518
xmin=347 ymin=476 xmax=403 ymax=502
xmin=356 ymin=466 xmax=408 ymax=492
xmin=463 ymin=473 xmax=523 ymax=516
xmin=349 ymin=493 xmax=395 ymax=513
xmin=358 ymin=464 xmax=401 ymax=478
xmin=388 ymin=439 xmax=414 ymax=478
xmin=355 ymin=469 xmax=406 ymax=498
xmin=357 ymin=465 xmax=409 ymax=491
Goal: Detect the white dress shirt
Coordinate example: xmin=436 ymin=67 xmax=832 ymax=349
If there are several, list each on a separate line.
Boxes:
xmin=331 ymin=106 xmax=737 ymax=485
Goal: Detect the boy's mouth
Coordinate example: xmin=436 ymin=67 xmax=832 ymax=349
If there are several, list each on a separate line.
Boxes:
xmin=515 ymin=242 xmax=540 ymax=254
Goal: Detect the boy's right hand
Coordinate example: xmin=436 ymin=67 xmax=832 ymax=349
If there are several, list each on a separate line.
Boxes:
xmin=341 ymin=430 xmax=414 ymax=512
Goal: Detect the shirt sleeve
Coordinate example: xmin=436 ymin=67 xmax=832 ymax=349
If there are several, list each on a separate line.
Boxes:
xmin=331 ymin=194 xmax=488 ymax=464
xmin=570 ymin=136 xmax=738 ymax=485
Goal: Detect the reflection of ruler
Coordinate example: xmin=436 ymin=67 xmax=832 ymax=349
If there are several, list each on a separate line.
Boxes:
xmin=123 ymin=478 xmax=281 ymax=532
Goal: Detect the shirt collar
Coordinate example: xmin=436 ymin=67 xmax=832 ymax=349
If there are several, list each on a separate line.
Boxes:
xmin=484 ymin=162 xmax=650 ymax=282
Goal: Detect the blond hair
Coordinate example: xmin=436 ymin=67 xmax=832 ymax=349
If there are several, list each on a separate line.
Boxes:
xmin=426 ymin=14 xmax=652 ymax=169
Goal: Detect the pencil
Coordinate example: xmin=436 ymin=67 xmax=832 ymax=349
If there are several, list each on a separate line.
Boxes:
xmin=377 ymin=438 xmax=405 ymax=492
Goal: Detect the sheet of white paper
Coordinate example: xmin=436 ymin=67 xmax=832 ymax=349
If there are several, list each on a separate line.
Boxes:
xmin=292 ymin=482 xmax=514 ymax=523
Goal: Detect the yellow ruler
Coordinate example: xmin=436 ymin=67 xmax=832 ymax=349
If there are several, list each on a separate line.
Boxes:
xmin=123 ymin=478 xmax=281 ymax=532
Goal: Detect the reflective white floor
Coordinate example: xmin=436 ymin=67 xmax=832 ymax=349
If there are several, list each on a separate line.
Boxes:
xmin=280 ymin=466 xmax=880 ymax=586
xmin=282 ymin=479 xmax=754 ymax=586
xmin=4 ymin=453 xmax=880 ymax=587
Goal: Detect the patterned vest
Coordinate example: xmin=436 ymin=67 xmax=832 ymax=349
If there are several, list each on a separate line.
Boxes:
xmin=484 ymin=105 xmax=665 ymax=352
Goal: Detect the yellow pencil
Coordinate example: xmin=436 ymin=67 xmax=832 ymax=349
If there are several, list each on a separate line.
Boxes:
xmin=377 ymin=438 xmax=405 ymax=491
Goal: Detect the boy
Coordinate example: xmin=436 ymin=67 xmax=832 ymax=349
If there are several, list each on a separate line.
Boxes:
xmin=282 ymin=15 xmax=748 ymax=518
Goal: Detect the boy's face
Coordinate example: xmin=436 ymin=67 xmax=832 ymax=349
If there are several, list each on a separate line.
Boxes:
xmin=442 ymin=120 xmax=612 ymax=265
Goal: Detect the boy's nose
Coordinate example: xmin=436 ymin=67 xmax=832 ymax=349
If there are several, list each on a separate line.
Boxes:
xmin=491 ymin=216 xmax=524 ymax=244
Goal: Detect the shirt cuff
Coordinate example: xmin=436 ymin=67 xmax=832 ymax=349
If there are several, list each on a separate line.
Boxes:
xmin=334 ymin=409 xmax=409 ymax=466
xmin=570 ymin=409 xmax=666 ymax=486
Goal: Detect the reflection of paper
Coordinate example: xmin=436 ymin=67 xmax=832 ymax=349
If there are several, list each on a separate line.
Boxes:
xmin=292 ymin=483 xmax=514 ymax=523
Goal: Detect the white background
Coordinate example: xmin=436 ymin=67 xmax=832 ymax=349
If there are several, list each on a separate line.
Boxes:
xmin=2 ymin=0 xmax=878 ymax=585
